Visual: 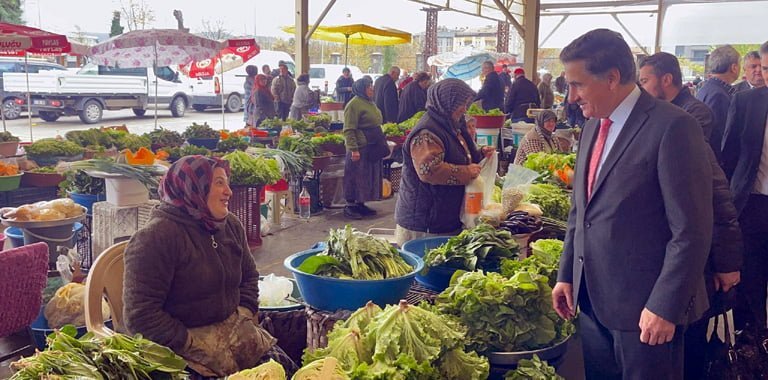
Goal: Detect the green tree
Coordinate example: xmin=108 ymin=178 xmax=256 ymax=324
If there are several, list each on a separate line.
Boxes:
xmin=109 ymin=11 xmax=124 ymax=37
xmin=0 ymin=0 xmax=23 ymax=24
xmin=382 ymin=46 xmax=396 ymax=74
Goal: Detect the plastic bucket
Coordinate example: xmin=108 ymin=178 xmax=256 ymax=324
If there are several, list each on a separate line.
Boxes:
xmin=477 ymin=127 xmax=500 ymax=147
xmin=284 ymin=248 xmax=423 ymax=312
xmin=105 ymin=177 xmax=149 ymax=207
xmin=30 ymin=308 xmax=112 ymax=350
xmin=69 ymin=192 xmax=106 ymax=215
xmin=23 ymin=222 xmax=80 ymax=265
xmin=4 ymin=226 xmax=24 ymax=248
xmin=401 ymin=237 xmax=458 ymax=292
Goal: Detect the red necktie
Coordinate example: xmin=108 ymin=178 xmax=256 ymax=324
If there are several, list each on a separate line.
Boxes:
xmin=587 ymin=118 xmax=612 ymax=200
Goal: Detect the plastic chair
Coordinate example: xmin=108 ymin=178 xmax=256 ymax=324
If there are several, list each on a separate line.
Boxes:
xmin=84 ymin=241 xmax=127 ymax=338
xmin=0 ymin=242 xmax=49 ymax=362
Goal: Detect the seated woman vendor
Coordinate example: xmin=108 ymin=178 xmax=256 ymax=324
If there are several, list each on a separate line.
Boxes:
xmin=122 ymin=155 xmax=297 ymax=377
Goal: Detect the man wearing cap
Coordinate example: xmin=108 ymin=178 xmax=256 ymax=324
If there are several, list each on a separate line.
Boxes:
xmin=505 ymin=67 xmax=540 ymax=122
xmin=271 ymin=61 xmax=296 ymax=120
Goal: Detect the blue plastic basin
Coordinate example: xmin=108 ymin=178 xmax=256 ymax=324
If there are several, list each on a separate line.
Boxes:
xmin=4 ymin=226 xmax=24 ymax=248
xmin=401 ymin=236 xmax=459 ymax=292
xmin=69 ymin=192 xmax=106 ymax=215
xmin=29 ymin=308 xmax=112 ymax=350
xmin=284 ymin=248 xmax=423 ymax=312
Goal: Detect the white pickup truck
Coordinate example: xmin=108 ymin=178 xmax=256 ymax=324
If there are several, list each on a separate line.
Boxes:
xmin=3 ymin=64 xmax=193 ymax=124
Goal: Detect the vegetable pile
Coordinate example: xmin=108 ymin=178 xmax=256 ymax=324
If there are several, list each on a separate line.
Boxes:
xmin=310 ymin=133 xmax=345 ymax=147
xmin=505 ymin=355 xmax=564 ymax=380
xmin=499 ymin=210 xmax=543 ymax=235
xmin=183 ymin=122 xmax=219 ymax=139
xmin=501 ymin=239 xmax=564 ymax=288
xmin=523 ymin=152 xmax=576 ymax=187
xmin=229 ymin=359 xmax=287 ymax=380
xmin=434 ymin=270 xmax=572 ymax=353
xmin=222 ymin=150 xmax=282 ymax=186
xmin=523 ymin=183 xmax=571 ymax=222
xmin=303 ymin=300 xmax=489 ymax=380
xmin=278 ymin=135 xmax=319 ymax=159
xmin=466 ymin=104 xmax=504 ymax=116
xmin=298 ymin=225 xmax=412 ymax=280
xmin=422 ymin=223 xmax=519 ymax=272
xmin=0 ymin=162 xmax=19 ymax=176
xmin=143 ymin=128 xmax=184 ymax=148
xmin=10 ymin=325 xmax=188 ymax=379
xmin=26 ymin=139 xmax=85 ymax=157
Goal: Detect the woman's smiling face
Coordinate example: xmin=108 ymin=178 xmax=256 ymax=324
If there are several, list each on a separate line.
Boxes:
xmin=206 ymin=167 xmax=232 ymax=219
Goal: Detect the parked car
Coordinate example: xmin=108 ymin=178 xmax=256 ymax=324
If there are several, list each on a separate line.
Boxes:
xmin=189 ymin=50 xmax=295 ymax=113
xmin=307 ymin=64 xmax=364 ymax=97
xmin=3 ymin=63 xmax=193 ymax=124
xmin=0 ymin=57 xmax=67 ymax=120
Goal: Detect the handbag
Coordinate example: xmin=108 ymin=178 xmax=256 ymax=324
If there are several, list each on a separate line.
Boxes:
xmin=705 ymin=312 xmax=768 ymax=379
xmin=360 ymin=126 xmax=390 ymax=161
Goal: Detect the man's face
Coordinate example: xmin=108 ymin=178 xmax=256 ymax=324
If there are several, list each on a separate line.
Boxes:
xmin=279 ymin=65 xmax=288 ymax=75
xmin=262 ymin=66 xmax=270 ymax=75
xmin=564 ymin=60 xmax=614 ymax=119
xmin=638 ymin=66 xmax=666 ymax=100
xmin=744 ymin=57 xmax=765 ymax=87
xmin=482 ymin=64 xmax=493 ymax=76
xmin=762 ymin=53 xmax=768 ymax=87
xmin=390 ymin=69 xmax=400 ymax=80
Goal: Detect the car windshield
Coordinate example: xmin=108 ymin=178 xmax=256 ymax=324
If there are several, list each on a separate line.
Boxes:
xmin=0 ymin=62 xmax=17 ymax=73
xmin=309 ymin=68 xmax=325 ymax=79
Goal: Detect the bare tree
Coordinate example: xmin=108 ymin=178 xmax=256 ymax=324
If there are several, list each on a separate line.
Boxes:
xmin=198 ymin=19 xmax=232 ymax=40
xmin=120 ymin=0 xmax=155 ymax=31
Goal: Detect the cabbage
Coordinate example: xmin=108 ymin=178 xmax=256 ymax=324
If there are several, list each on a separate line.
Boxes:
xmin=228 ymin=359 xmax=286 ymax=380
xmin=292 ymin=357 xmax=349 ymax=380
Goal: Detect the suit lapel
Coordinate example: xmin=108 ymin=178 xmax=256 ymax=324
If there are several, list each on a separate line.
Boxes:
xmin=589 ymin=92 xmax=653 ymax=203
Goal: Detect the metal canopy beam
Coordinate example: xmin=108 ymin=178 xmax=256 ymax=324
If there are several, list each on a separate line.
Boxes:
xmin=492 ymin=0 xmax=525 ymax=37
xmin=306 ymin=0 xmax=338 ymax=41
xmin=611 ymin=14 xmax=649 ymax=55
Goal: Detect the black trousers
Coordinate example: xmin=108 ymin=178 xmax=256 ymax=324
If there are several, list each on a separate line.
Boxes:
xmin=734 ymin=194 xmax=768 ymax=330
xmin=277 ymin=102 xmax=291 ymax=121
xmin=579 ymin=288 xmax=685 ymax=380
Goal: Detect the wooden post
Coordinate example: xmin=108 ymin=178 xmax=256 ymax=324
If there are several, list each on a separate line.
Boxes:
xmin=523 ymin=0 xmax=540 ymax=76
xmin=295 ymin=0 xmax=310 ymax=75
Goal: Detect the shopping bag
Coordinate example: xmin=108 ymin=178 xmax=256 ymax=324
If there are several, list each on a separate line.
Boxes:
xmin=705 ymin=312 xmax=768 ymax=379
xmin=461 ymin=152 xmax=498 ymax=228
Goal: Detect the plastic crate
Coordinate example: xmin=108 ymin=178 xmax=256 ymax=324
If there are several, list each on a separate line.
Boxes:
xmin=229 ymin=185 xmax=263 ymax=246
xmin=77 ymin=215 xmax=93 ymax=271
xmin=0 ymin=186 xmax=59 ymax=208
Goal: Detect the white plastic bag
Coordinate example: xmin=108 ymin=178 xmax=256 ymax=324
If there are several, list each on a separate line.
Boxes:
xmin=258 ymin=274 xmax=294 ymax=307
xmin=461 ymin=152 xmax=498 ymax=228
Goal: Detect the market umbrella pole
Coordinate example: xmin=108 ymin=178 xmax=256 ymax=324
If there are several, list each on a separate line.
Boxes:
xmin=345 ymin=34 xmax=350 ymax=66
xmin=24 ymin=53 xmax=32 ymax=141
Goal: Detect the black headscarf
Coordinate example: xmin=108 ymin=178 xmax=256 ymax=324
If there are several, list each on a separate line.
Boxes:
xmin=535 ymin=109 xmax=558 ymax=137
xmin=352 ymin=77 xmax=373 ymax=101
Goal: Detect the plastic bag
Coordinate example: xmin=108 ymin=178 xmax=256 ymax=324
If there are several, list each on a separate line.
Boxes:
xmin=44 ymin=282 xmax=111 ymax=329
xmin=258 ymin=274 xmax=294 ymax=307
xmin=501 ymin=164 xmax=539 ymax=216
xmin=461 ymin=152 xmax=498 ymax=228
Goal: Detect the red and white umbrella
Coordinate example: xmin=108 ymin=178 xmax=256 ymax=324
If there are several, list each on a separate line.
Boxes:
xmin=0 ymin=22 xmax=71 ymax=139
xmin=181 ymin=39 xmax=260 ymax=78
xmin=180 ymin=38 xmax=260 ymax=129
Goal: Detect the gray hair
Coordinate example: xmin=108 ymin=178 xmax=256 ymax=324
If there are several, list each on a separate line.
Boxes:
xmin=745 ymin=50 xmax=760 ymax=61
xmin=708 ymin=45 xmax=740 ymax=74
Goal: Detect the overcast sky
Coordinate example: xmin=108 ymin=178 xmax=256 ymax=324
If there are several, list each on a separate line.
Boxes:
xmin=22 ymin=0 xmax=768 ymax=48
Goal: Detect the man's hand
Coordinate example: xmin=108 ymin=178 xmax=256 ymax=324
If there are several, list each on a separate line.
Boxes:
xmin=639 ymin=308 xmax=675 ymax=345
xmin=551 ymin=282 xmax=575 ymax=320
xmin=351 ymin=151 xmax=361 ymax=162
xmin=714 ymin=271 xmax=741 ymax=293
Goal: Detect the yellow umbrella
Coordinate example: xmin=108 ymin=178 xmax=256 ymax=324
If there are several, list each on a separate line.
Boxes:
xmin=283 ymin=24 xmax=412 ymax=65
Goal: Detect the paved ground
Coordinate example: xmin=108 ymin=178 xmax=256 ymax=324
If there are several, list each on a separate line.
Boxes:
xmin=2 ymin=107 xmax=251 ymax=142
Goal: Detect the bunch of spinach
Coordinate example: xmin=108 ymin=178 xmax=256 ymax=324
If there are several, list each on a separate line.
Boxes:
xmin=298 ymin=225 xmax=413 ymax=280
xmin=10 ymin=325 xmax=187 ymax=379
xmin=222 ymin=150 xmax=282 ymax=186
xmin=422 ymin=223 xmax=519 ymax=272
xmin=523 ymin=184 xmax=571 ymax=222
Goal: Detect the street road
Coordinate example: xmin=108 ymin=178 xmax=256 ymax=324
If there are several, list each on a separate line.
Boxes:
xmin=1 ymin=107 xmax=250 ymax=142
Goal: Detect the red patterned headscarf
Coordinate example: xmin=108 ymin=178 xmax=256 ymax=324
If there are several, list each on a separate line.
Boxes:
xmin=159 ymin=155 xmax=231 ymax=232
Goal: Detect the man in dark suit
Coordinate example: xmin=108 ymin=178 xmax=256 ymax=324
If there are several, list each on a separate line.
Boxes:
xmin=639 ymin=51 xmax=743 ymax=380
xmin=696 ymin=45 xmax=740 ymax=160
xmin=373 ymin=66 xmax=400 ymax=123
xmin=552 ymin=29 xmax=714 ymax=379
xmin=733 ymin=51 xmax=765 ymax=93
xmin=505 ymin=68 xmax=540 ymax=122
xmin=474 ymin=60 xmax=504 ymax=112
xmin=721 ymin=41 xmax=768 ymax=331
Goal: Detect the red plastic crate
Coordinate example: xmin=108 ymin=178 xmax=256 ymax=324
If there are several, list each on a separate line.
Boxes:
xmin=229 ymin=185 xmax=263 ymax=246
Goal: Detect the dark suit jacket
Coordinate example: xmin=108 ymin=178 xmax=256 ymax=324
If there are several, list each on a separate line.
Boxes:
xmin=721 ymin=86 xmax=768 ymax=215
xmin=475 ymin=71 xmax=504 ymax=112
xmin=397 ymin=81 xmax=427 ymax=123
xmin=696 ymin=77 xmax=733 ymax=161
xmin=672 ymin=87 xmax=715 ymax=143
xmin=558 ymin=90 xmax=713 ymax=330
xmin=374 ymin=75 xmax=399 ymax=124
xmin=505 ymin=76 xmax=540 ymax=119
xmin=733 ymin=80 xmax=752 ymax=94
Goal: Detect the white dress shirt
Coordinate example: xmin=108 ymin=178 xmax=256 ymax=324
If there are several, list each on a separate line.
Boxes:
xmin=594 ymin=85 xmax=642 ymax=180
xmin=752 ymin=115 xmax=768 ymax=195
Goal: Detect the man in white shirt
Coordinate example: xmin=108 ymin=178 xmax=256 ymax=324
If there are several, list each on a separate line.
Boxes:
xmin=733 ymin=51 xmax=765 ymax=93
xmin=721 ymin=41 xmax=768 ymax=331
xmin=552 ymin=29 xmax=713 ymax=379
